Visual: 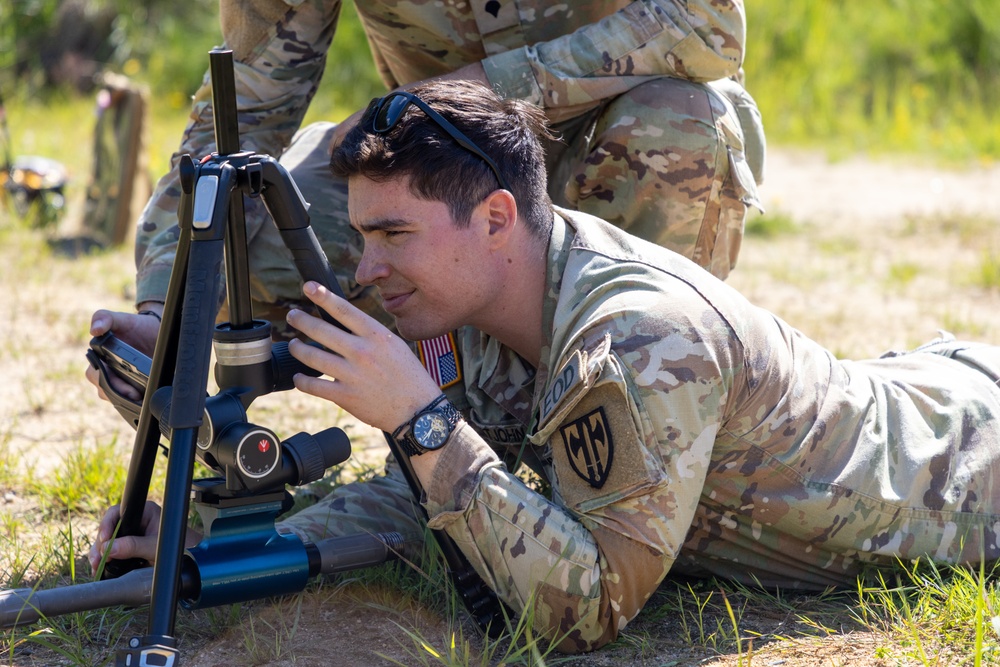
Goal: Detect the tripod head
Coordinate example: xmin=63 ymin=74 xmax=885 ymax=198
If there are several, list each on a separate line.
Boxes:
xmin=90 ymin=325 xmax=350 ymax=497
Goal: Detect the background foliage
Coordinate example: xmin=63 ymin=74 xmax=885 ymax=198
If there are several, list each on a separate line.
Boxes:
xmin=746 ymin=0 xmax=1000 ymax=161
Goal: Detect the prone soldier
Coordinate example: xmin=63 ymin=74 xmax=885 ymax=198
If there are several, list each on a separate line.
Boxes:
xmin=92 ymin=79 xmax=1000 ymax=652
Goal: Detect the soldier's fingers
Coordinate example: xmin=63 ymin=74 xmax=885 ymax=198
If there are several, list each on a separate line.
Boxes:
xmin=90 ymin=309 xmax=145 ymax=338
xmin=108 ymin=535 xmax=157 ymax=564
xmin=97 ymin=506 xmax=123 ymax=544
xmin=286 ymin=308 xmax=347 ymax=353
xmin=301 ymin=281 xmax=379 ymax=335
xmin=84 ymin=363 xmax=108 ymax=398
xmin=85 ymin=353 xmax=142 ymax=402
xmin=291 ymin=373 xmax=340 ymax=404
xmin=88 ymin=540 xmax=105 ymax=574
xmin=138 ymin=501 xmax=162 ymax=532
xmin=288 ymin=338 xmax=345 ymax=379
xmin=89 ymin=506 xmax=122 ymax=573
xmin=89 ymin=309 xmax=117 ymax=336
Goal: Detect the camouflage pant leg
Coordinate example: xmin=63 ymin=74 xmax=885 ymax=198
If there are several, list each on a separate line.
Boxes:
xmin=556 ymin=77 xmax=761 ymax=280
xmin=230 ymin=121 xmax=391 ymax=339
xmin=900 ymin=335 xmax=1000 ymax=382
xmin=279 ymin=457 xmax=427 ymax=560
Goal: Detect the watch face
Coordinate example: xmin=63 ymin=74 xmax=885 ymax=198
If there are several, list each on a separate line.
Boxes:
xmin=413 ymin=412 xmax=451 ymax=450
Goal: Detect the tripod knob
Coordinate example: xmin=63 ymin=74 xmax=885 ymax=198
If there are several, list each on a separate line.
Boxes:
xmin=270 ymin=340 xmax=322 ymax=392
xmin=283 ymin=427 xmax=351 ymax=485
xmin=216 ymin=422 xmax=282 ymax=481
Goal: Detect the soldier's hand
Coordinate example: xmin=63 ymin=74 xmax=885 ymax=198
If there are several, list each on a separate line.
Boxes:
xmin=88 ymin=501 xmax=160 ymax=575
xmin=85 ymin=305 xmax=161 ymax=402
xmin=287 ymin=281 xmax=441 ymax=433
xmin=88 ymin=501 xmax=202 ymax=575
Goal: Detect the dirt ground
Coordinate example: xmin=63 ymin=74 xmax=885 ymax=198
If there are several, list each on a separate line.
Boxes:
xmin=2 ymin=147 xmax=999 ymax=665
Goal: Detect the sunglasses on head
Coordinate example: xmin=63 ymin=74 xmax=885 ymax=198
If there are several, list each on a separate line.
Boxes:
xmin=361 ymin=91 xmax=513 ymax=193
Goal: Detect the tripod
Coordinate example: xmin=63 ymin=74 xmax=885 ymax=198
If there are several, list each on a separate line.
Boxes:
xmin=104 ymin=50 xmax=400 ymax=664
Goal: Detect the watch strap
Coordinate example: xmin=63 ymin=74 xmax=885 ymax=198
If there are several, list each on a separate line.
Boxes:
xmin=392 ymin=394 xmax=451 ymax=457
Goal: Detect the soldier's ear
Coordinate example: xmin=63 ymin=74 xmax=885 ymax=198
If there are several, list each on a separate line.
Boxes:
xmin=481 ymin=188 xmax=518 ymax=249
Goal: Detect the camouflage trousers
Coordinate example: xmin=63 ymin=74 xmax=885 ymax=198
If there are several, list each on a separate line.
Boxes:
xmin=675 ymin=336 xmax=1000 ymax=590
xmin=234 ymin=76 xmax=763 ymax=337
xmin=279 ymin=456 xmax=428 ymax=559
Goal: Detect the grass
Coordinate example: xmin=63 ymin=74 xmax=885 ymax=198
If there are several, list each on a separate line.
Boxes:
xmin=746 ymin=0 xmax=1000 ymax=162
xmin=853 ymin=560 xmax=1000 ymax=666
xmin=744 ymin=210 xmax=800 ymax=239
xmin=971 ymin=251 xmax=1000 ymax=290
xmin=31 ymin=439 xmax=128 ymax=516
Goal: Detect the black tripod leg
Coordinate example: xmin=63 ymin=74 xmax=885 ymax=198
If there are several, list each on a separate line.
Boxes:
xmin=145 ymin=166 xmax=230 ymax=637
xmin=257 ymin=156 xmax=349 ymax=327
xmin=107 ymin=160 xmax=196 ymax=578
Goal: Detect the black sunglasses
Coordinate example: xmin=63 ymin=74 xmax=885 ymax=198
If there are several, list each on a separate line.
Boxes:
xmin=361 ymin=91 xmax=513 ymax=193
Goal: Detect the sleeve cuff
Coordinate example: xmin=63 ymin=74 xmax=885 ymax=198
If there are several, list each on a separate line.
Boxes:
xmin=422 ymin=421 xmax=503 ymax=527
xmin=482 ymin=47 xmax=544 ymax=107
xmin=135 ymin=270 xmax=172 ymax=308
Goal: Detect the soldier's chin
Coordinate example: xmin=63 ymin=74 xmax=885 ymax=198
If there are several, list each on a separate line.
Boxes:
xmin=396 ymin=318 xmax=448 ymax=344
xmin=394 ymin=318 xmax=427 ymax=342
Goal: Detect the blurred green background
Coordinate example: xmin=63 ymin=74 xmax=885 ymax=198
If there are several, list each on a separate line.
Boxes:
xmin=2 ymin=0 xmax=998 ymax=193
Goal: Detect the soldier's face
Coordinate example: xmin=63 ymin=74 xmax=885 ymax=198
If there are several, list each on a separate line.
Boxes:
xmin=348 ymin=175 xmax=497 ymax=341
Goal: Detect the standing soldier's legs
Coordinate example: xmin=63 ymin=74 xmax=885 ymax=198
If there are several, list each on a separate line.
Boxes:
xmin=552 ymin=77 xmax=761 ymax=280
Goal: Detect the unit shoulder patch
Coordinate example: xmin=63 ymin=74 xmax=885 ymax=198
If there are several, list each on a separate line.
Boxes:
xmin=559 ymin=407 xmax=614 ymax=489
xmin=551 ymin=381 xmax=662 ymax=513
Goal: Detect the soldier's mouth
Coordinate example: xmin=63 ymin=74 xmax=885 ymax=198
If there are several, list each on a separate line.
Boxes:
xmin=380 ymin=290 xmax=413 ymax=313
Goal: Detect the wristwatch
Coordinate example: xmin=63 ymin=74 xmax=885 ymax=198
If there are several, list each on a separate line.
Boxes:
xmin=393 ymin=394 xmax=462 ymax=457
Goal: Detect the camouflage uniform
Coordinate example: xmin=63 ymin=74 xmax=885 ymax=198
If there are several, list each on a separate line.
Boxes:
xmin=134 ymin=0 xmax=764 ymax=326
xmin=283 ymin=207 xmax=1000 ymax=652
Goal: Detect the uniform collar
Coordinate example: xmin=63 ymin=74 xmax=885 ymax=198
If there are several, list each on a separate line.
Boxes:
xmin=468 ymin=209 xmax=576 ymax=427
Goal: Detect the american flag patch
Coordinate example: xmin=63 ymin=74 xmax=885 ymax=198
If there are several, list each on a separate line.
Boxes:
xmin=417 ymin=332 xmax=462 ymax=389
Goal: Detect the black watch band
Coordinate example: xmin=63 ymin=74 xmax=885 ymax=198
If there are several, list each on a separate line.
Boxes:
xmin=392 ymin=394 xmax=462 ymax=457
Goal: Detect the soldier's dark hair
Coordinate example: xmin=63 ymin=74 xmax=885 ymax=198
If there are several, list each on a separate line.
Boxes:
xmin=330 ymin=80 xmax=555 ymax=238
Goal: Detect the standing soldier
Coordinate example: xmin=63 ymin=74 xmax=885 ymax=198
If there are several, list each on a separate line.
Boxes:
xmin=89 ymin=1 xmax=764 ymax=352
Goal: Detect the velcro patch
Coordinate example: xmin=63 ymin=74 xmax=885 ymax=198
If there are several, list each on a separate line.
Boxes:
xmin=551 ymin=380 xmax=662 ymax=512
xmin=417 ymin=332 xmax=462 ymax=389
xmin=538 ymin=334 xmax=611 ymax=429
xmin=476 ymin=422 xmax=527 ymax=449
